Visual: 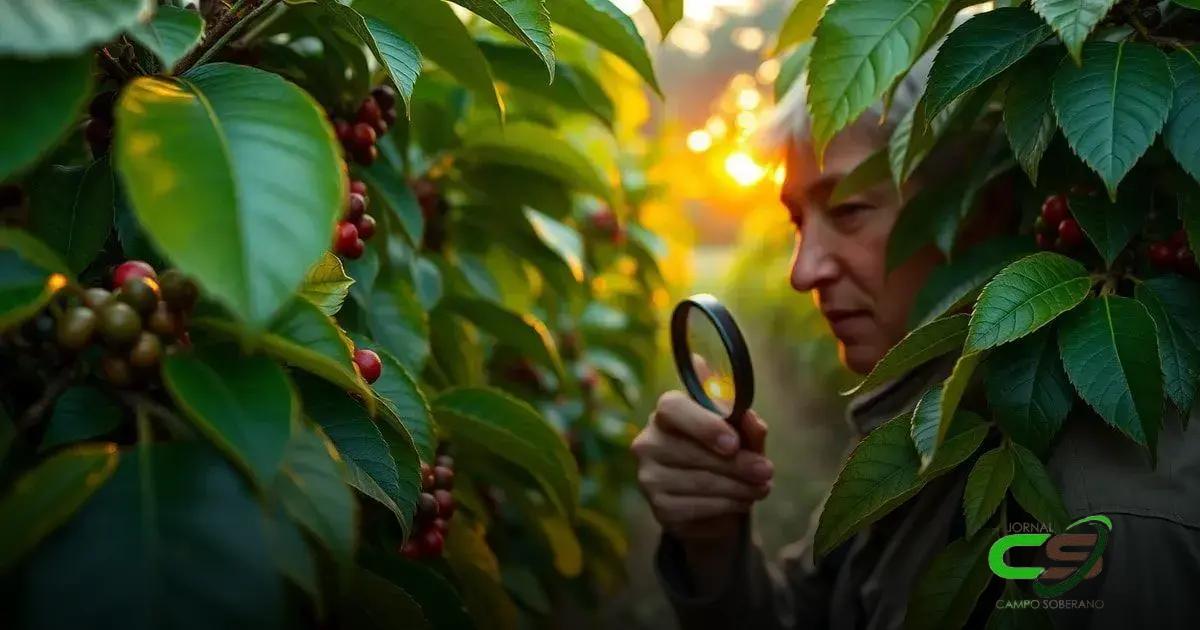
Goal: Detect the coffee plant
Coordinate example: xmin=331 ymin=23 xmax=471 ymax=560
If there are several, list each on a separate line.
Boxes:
xmin=0 ymin=0 xmax=669 ymax=627
xmin=770 ymin=0 xmax=1200 ymax=626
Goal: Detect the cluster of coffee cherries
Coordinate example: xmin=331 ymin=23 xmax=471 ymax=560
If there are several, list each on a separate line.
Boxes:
xmin=400 ymin=454 xmax=457 ymax=560
xmin=1149 ymin=230 xmax=1199 ymax=277
xmin=331 ymin=179 xmax=376 ymax=259
xmin=351 ymin=345 xmax=381 ymax=384
xmin=55 ymin=261 xmax=197 ymax=386
xmin=85 ymin=91 xmax=117 ymax=157
xmin=588 ymin=205 xmax=625 ymax=245
xmin=1033 ymin=194 xmax=1084 ymax=252
xmin=332 ymin=85 xmax=397 ymax=166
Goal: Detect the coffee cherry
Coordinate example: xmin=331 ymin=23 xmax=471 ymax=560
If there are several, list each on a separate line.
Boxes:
xmin=148 ymin=301 xmax=177 ymax=337
xmin=400 ymin=539 xmax=424 ymax=560
xmin=1177 ymin=248 xmax=1199 ymax=277
xmin=420 ymin=529 xmax=445 ymax=557
xmin=590 ymin=208 xmax=618 ymax=235
xmin=432 ymin=517 xmax=449 ymax=535
xmin=85 ymin=118 xmax=111 ymax=155
xmin=356 ymin=214 xmax=376 ymax=240
xmin=333 ymin=221 xmax=359 ymax=254
xmin=56 ymin=307 xmax=97 ymax=350
xmin=371 ymin=85 xmax=397 ymax=111
xmin=435 ymin=454 xmax=454 ymax=469
xmin=333 ymin=118 xmax=352 ymax=145
xmin=353 ymin=348 xmax=382 ymax=383
xmin=1035 ymin=232 xmax=1052 ymax=250
xmin=1057 ymin=219 xmax=1083 ymax=249
xmin=353 ymin=144 xmax=378 ymax=166
xmin=382 ymin=108 xmax=398 ymax=126
xmin=117 ymin=277 xmax=159 ymax=315
xmin=128 ymin=331 xmax=163 ymax=368
xmin=112 ymin=260 xmax=156 ymax=289
xmin=418 ymin=492 xmax=439 ymax=519
xmin=1041 ymin=194 xmax=1068 ymax=226
xmin=100 ymin=355 xmax=134 ymax=387
xmin=433 ymin=465 xmax=454 ymax=490
xmin=1150 ymin=242 xmax=1174 ymax=268
xmin=159 ymin=269 xmax=199 ymax=312
xmin=358 ymin=98 xmax=385 ymax=134
xmin=98 ymin=302 xmax=142 ymax=348
xmin=351 ymin=122 xmax=377 ymax=151
xmin=421 ymin=462 xmax=435 ymax=491
xmin=350 ymin=179 xmax=368 ymax=196
xmin=344 ymin=238 xmax=365 ymax=259
xmin=82 ymin=287 xmax=113 ymax=310
xmin=346 ymin=192 xmax=367 ymax=222
xmin=434 ymin=489 xmax=455 ymax=519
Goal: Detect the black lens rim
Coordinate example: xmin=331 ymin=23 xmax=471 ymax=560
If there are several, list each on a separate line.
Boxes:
xmin=670 ymin=293 xmax=754 ymax=425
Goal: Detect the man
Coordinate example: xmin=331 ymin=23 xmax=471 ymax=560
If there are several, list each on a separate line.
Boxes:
xmin=631 ymin=66 xmax=1200 ymax=629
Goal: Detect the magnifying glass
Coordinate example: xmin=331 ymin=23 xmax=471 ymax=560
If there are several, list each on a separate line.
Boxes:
xmin=670 ymin=294 xmax=754 ymax=428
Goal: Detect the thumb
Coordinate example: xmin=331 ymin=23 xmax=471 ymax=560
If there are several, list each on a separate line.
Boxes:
xmin=738 ymin=409 xmax=768 ymax=454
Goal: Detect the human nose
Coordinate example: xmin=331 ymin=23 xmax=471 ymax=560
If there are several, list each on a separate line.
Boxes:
xmin=789 ymin=227 xmax=839 ymax=292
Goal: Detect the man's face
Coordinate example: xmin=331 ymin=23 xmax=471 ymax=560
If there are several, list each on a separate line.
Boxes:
xmin=781 ymin=130 xmax=941 ymax=375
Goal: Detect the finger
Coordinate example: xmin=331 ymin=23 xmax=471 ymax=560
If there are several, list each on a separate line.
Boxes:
xmin=650 ymin=494 xmax=752 ymax=527
xmin=738 ymin=409 xmax=768 ymax=454
xmin=655 ymin=390 xmax=740 ymax=455
xmin=639 ymin=463 xmax=771 ymax=502
xmin=690 ymin=352 xmax=713 ymax=383
xmin=637 ymin=430 xmax=774 ymax=484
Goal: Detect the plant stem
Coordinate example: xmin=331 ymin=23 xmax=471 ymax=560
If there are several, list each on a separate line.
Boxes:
xmin=189 ymin=0 xmax=282 ymax=69
xmin=173 ymin=0 xmax=259 ymax=74
xmin=18 ymin=363 xmax=78 ymax=430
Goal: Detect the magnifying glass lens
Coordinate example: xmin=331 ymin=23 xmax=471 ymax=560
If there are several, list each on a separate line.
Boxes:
xmin=686 ymin=308 xmax=736 ymax=414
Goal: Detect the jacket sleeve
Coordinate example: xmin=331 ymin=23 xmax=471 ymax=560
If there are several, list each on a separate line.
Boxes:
xmin=653 ymin=518 xmax=845 ymax=630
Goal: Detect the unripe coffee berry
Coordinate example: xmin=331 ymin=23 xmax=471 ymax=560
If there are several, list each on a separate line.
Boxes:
xmin=82 ymin=287 xmax=113 ymax=310
xmin=112 ymin=260 xmax=156 ymax=289
xmin=128 ymin=331 xmax=163 ymax=368
xmin=159 ymin=269 xmax=199 ymax=312
xmin=100 ymin=355 xmax=134 ymax=387
xmin=148 ymin=301 xmax=177 ymax=337
xmin=56 ymin=307 xmax=97 ymax=350
xmin=353 ymin=348 xmax=382 ymax=383
xmin=98 ymin=302 xmax=142 ymax=348
xmin=117 ymin=277 xmax=159 ymax=315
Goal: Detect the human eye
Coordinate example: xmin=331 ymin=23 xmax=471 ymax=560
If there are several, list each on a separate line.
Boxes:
xmin=828 ymin=202 xmax=875 ymax=232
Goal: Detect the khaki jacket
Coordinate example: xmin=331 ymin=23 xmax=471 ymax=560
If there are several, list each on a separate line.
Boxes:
xmin=655 ymin=357 xmax=1200 ymax=629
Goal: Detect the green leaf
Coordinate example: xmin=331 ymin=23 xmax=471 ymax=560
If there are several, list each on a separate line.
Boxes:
xmin=368 ymin=346 xmax=437 ymax=464
xmin=1165 ymin=48 xmax=1200 ymax=184
xmin=964 ymin=252 xmax=1090 ymax=353
xmin=1051 ymin=41 xmax=1174 ymax=197
xmin=40 ymin=386 xmax=124 ymax=452
xmin=444 ymin=520 xmax=519 ymax=630
xmin=890 ymin=83 xmax=994 ymax=190
xmin=19 ymin=443 xmax=283 ymax=628
xmin=442 ymin=295 xmax=564 ymax=378
xmin=983 ymin=329 xmax=1072 ymax=456
xmin=774 ymin=41 xmax=813 ymax=101
xmin=910 ymin=385 xmax=985 ymax=464
xmin=1066 ymin=193 xmax=1142 ymax=266
xmin=922 ymin=8 xmax=1050 ymax=124
xmin=367 ymin=277 xmax=431 ymax=375
xmin=356 ymin=0 xmax=502 ymax=117
xmin=451 ymin=0 xmax=554 ymax=79
xmin=481 ymin=41 xmax=614 ymax=127
xmin=163 ymin=345 xmax=295 ymax=487
xmin=1009 ymin=442 xmax=1069 ymax=530
xmin=0 ymin=0 xmax=152 ymax=56
xmin=275 ymin=424 xmax=357 ymax=561
xmin=815 ymin=415 xmax=925 ymax=556
xmin=459 ymin=121 xmax=611 ymax=202
xmin=1030 ymin=0 xmax=1116 ymax=62
xmin=0 ymin=54 xmax=92 ymax=182
xmin=886 ymin=179 xmax=964 ymax=269
xmin=904 ymin=528 xmax=996 ymax=630
xmin=266 ymin=508 xmax=319 ymax=607
xmin=434 ymin=387 xmax=579 ymax=515
xmin=546 ymin=0 xmax=660 ymax=94
xmin=1004 ymin=47 xmax=1061 ymax=184
xmin=320 ymin=1 xmax=422 ymax=115
xmin=114 ymin=63 xmax=345 ymax=327
xmin=643 ymin=0 xmax=683 ymax=37
xmin=28 ymin=158 xmax=115 ymax=273
xmin=1137 ymin=277 xmax=1200 ymax=416
xmin=524 ymin=208 xmax=585 ymax=282
xmin=963 ymin=446 xmax=1013 ymax=536
xmin=127 ymin=5 xmax=204 ymax=72
xmin=829 ymin=148 xmax=891 ymax=205
xmin=0 ymin=443 xmax=119 ymax=572
xmin=358 ymin=161 xmax=425 ymax=247
xmin=909 ymin=236 xmax=1034 ymax=327
xmin=935 ymin=351 xmax=984 ymax=448
xmin=845 ymin=314 xmax=968 ymax=396
xmin=1058 ymin=296 xmax=1162 ymax=451
xmin=806 ymin=0 xmax=952 ymax=158
xmin=362 ymin=556 xmax=476 ymax=630
xmin=301 ymin=377 xmax=416 ymax=528
xmin=300 ymin=252 xmax=354 ymax=317
xmin=343 ymin=567 xmax=433 ymax=629
xmin=923 ymin=423 xmax=989 ymax=479
xmin=771 ymin=0 xmax=827 ymax=56
xmin=0 ymin=228 xmax=71 ymax=330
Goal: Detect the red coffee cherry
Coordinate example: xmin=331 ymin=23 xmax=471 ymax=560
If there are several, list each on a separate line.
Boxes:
xmin=420 ymin=529 xmax=445 ymax=557
xmin=1041 ymin=194 xmax=1068 ymax=226
xmin=352 ymin=122 xmax=377 ymax=151
xmin=434 ymin=489 xmax=455 ymax=519
xmin=333 ymin=221 xmax=359 ymax=255
xmin=353 ymin=348 xmax=382 ymax=383
xmin=432 ymin=518 xmax=449 ymax=535
xmin=353 ymin=144 xmax=378 ymax=166
xmin=1150 ymin=242 xmax=1175 ymax=268
xmin=1035 ymin=233 xmax=1052 ymax=250
xmin=400 ymin=539 xmax=423 ymax=560
xmin=346 ymin=192 xmax=367 ymax=222
xmin=371 ymin=85 xmax=397 ymax=111
xmin=1057 ymin=219 xmax=1083 ymax=248
xmin=433 ymin=466 xmax=454 ymax=491
xmin=418 ymin=492 xmax=439 ymax=520
xmin=112 ymin=260 xmax=157 ymax=289
xmin=356 ymin=214 xmax=376 ymax=240
xmin=421 ymin=463 xmax=435 ymax=491
xmin=349 ymin=179 xmax=368 ymax=196
xmin=333 ymin=119 xmax=352 ymax=145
